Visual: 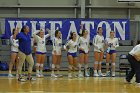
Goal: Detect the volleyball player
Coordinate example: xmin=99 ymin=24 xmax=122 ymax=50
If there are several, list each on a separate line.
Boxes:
xmin=14 ymin=25 xmax=36 ymax=81
xmin=64 ymin=32 xmax=78 ymax=78
xmin=78 ymin=29 xmax=90 ymax=77
xmin=125 ymin=44 xmax=140 ymax=86
xmin=33 ymin=29 xmax=50 ymax=78
xmin=93 ymin=27 xmax=105 ymax=77
xmin=51 ymin=30 xmax=62 ymax=78
xmin=8 ymin=28 xmax=19 ymax=78
xmin=105 ymin=31 xmax=119 ymax=77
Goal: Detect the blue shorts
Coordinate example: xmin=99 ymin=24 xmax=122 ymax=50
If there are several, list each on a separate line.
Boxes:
xmin=36 ymin=51 xmax=46 ymax=55
xmin=108 ymin=50 xmax=116 ymax=54
xmin=79 ymin=50 xmax=88 ymax=54
xmin=67 ymin=52 xmax=77 ymax=57
xmin=11 ymin=51 xmax=18 ymax=54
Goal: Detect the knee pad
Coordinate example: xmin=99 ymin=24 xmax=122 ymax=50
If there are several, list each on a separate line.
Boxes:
xmin=94 ymin=61 xmax=98 ymax=65
xmin=69 ymin=65 xmax=73 ymax=70
xmin=40 ymin=64 xmax=44 ymax=68
xmin=112 ymin=63 xmax=115 ymax=66
xmin=78 ymin=64 xmax=82 ymax=68
xmin=99 ymin=62 xmax=102 ymax=65
xmin=106 ymin=63 xmax=109 ymax=66
xmin=36 ymin=63 xmax=40 ymax=67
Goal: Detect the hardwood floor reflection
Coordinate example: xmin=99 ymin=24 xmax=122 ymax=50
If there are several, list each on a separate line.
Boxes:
xmin=0 ymin=76 xmax=139 ymax=93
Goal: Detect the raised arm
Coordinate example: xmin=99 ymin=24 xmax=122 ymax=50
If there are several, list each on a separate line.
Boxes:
xmin=44 ymin=28 xmax=54 ymax=39
xmin=33 ymin=30 xmax=40 ymax=41
xmin=79 ymin=24 xmax=83 ymax=36
xmin=13 ymin=28 xmax=20 ymax=39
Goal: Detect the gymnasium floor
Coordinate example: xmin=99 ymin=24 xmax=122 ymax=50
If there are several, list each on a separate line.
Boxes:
xmin=0 ymin=71 xmax=139 ymax=93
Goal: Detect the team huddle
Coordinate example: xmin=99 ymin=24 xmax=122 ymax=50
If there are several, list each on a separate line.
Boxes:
xmin=8 ymin=25 xmax=120 ymax=82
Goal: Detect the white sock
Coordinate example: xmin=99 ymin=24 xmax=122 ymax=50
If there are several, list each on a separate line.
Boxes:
xmin=84 ymin=64 xmax=88 ymax=69
xmin=51 ymin=64 xmax=55 ymax=74
xmin=40 ymin=70 xmax=43 ymax=74
xmin=9 ymin=70 xmax=11 ymax=74
xmin=56 ymin=65 xmax=60 ymax=74
xmin=78 ymin=64 xmax=82 ymax=71
xmin=36 ymin=70 xmax=39 ymax=74
xmin=106 ymin=71 xmax=110 ymax=73
xmin=98 ymin=70 xmax=102 ymax=74
xmin=94 ymin=70 xmax=97 ymax=74
xmin=84 ymin=64 xmax=88 ymax=72
xmin=36 ymin=63 xmax=40 ymax=74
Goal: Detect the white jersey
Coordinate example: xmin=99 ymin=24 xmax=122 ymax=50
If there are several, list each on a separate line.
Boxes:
xmin=79 ymin=37 xmax=89 ymax=53
xmin=105 ymin=37 xmax=119 ymax=50
xmin=33 ymin=34 xmax=50 ymax=53
xmin=64 ymin=39 xmax=78 ymax=53
xmin=93 ymin=34 xmax=104 ymax=52
xmin=10 ymin=35 xmax=19 ymax=52
xmin=129 ymin=44 xmax=140 ymax=57
xmin=52 ymin=37 xmax=62 ymax=55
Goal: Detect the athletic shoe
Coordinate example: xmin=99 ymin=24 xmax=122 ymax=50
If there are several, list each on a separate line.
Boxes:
xmin=98 ymin=73 xmax=106 ymax=77
xmin=78 ymin=73 xmax=83 ymax=78
xmin=8 ymin=74 xmax=14 ymax=78
xmin=57 ymin=74 xmax=63 ymax=78
xmin=106 ymin=71 xmax=110 ymax=77
xmin=36 ymin=74 xmax=41 ymax=78
xmin=68 ymin=73 xmax=73 ymax=78
xmin=73 ymin=73 xmax=78 ymax=78
xmin=27 ymin=77 xmax=36 ymax=81
xmin=85 ymin=73 xmax=90 ymax=77
xmin=18 ymin=77 xmax=26 ymax=82
xmin=94 ymin=73 xmax=99 ymax=77
xmin=112 ymin=72 xmax=115 ymax=77
xmin=124 ymin=79 xmax=131 ymax=84
xmin=85 ymin=72 xmax=90 ymax=77
xmin=51 ymin=74 xmax=58 ymax=78
xmin=40 ymin=74 xmax=44 ymax=78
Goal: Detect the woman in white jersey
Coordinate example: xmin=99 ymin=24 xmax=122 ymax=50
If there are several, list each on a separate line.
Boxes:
xmin=105 ymin=31 xmax=119 ymax=77
xmin=33 ymin=29 xmax=50 ymax=77
xmin=8 ymin=28 xmax=19 ymax=78
xmin=93 ymin=27 xmax=105 ymax=77
xmin=64 ymin=32 xmax=78 ymax=78
xmin=51 ymin=30 xmax=62 ymax=78
xmin=125 ymin=44 xmax=140 ymax=86
xmin=78 ymin=29 xmax=90 ymax=77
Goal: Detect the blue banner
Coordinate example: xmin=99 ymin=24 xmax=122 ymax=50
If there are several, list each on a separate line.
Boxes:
xmin=5 ymin=18 xmax=129 ymax=40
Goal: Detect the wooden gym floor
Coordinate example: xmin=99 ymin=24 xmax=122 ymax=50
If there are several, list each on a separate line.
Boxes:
xmin=0 ymin=71 xmax=139 ymax=93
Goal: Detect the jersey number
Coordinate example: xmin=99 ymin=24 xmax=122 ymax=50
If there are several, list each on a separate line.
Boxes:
xmin=42 ymin=41 xmax=45 ymax=44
